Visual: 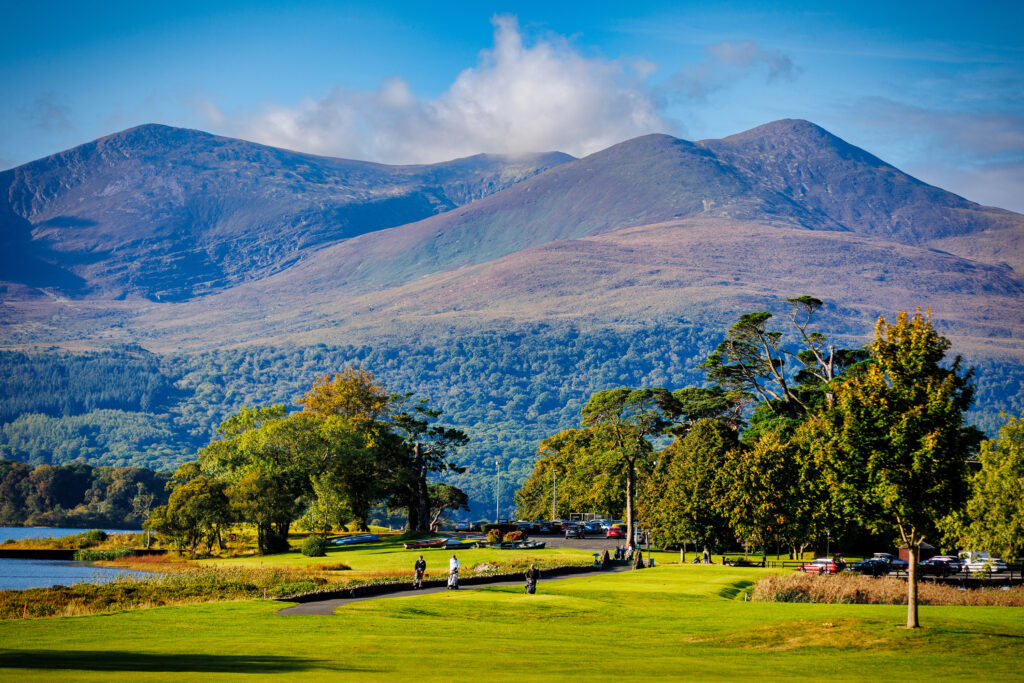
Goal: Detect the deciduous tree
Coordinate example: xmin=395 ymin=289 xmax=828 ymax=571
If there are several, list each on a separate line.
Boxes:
xmin=806 ymin=309 xmax=974 ymax=628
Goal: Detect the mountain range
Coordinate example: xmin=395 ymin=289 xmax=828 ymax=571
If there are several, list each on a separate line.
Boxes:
xmin=2 ymin=118 xmax=1022 ymax=357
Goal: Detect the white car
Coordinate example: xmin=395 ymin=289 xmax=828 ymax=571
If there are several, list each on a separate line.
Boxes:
xmin=960 ymin=551 xmax=1008 ymax=573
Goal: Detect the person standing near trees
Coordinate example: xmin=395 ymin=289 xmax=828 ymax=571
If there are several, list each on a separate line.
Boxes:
xmin=448 ymin=554 xmax=460 ymax=590
xmin=413 ymin=555 xmax=426 ymax=589
xmin=525 ymin=564 xmax=540 ymax=594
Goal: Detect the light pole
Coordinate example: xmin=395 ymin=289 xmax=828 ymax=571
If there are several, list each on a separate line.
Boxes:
xmin=552 ymin=469 xmax=558 ymax=521
xmin=495 ymin=459 xmax=500 ymax=523
xmin=826 ymin=529 xmax=830 ymax=558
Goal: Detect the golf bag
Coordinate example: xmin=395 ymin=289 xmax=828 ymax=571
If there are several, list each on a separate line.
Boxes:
xmin=525 ymin=579 xmax=536 ymax=595
xmin=414 ymin=570 xmax=424 ymax=589
xmin=448 ymin=570 xmax=459 ymax=589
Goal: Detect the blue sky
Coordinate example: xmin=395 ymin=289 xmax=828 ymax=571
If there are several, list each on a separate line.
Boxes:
xmin=2 ymin=0 xmax=1022 ymax=211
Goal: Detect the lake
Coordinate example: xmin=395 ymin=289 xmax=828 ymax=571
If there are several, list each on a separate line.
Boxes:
xmin=0 ymin=526 xmax=153 ymax=591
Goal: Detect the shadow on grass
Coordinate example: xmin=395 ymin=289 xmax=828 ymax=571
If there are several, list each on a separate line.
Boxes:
xmin=0 ymin=650 xmax=362 ymax=674
xmin=717 ymin=579 xmax=757 ymax=600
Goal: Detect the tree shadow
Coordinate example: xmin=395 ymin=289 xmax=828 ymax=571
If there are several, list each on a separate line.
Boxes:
xmin=0 ymin=650 xmax=365 ymax=674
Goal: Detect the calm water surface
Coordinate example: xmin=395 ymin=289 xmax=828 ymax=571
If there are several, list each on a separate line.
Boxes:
xmin=0 ymin=526 xmax=153 ymax=590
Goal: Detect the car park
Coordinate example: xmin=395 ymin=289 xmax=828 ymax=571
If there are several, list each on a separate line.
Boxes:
xmin=796 ymin=558 xmax=839 ymax=574
xmin=918 ymin=556 xmax=962 ymax=576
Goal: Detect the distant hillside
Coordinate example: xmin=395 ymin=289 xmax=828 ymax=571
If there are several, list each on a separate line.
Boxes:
xmin=0 ymin=124 xmax=572 ymax=301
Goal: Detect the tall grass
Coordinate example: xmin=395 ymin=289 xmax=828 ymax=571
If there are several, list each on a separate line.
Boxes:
xmin=73 ymin=547 xmax=135 ymax=561
xmin=753 ymin=572 xmax=1024 ymax=606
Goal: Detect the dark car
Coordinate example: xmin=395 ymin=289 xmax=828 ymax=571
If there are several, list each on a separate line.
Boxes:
xmin=918 ymin=556 xmax=962 ymax=577
xmin=852 ymin=558 xmax=890 ymax=576
xmin=872 ymin=553 xmax=909 ymax=571
xmin=564 ymin=524 xmax=585 ymax=539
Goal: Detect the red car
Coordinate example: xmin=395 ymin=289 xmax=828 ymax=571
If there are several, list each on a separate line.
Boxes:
xmin=796 ymin=558 xmax=839 ymax=574
xmin=606 ymin=527 xmax=625 ymax=539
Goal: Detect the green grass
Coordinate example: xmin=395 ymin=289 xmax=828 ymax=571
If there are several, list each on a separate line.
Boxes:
xmin=200 ymin=535 xmax=595 ymax=578
xmin=1 ymin=565 xmax=1021 ymax=681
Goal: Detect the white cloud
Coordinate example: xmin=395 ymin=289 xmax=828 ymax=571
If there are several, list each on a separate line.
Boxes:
xmin=198 ymin=15 xmax=670 ymax=163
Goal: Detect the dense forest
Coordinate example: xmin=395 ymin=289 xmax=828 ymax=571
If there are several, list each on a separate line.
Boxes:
xmin=1 ymin=320 xmax=1022 ymax=517
xmin=0 ymin=460 xmax=170 ymax=528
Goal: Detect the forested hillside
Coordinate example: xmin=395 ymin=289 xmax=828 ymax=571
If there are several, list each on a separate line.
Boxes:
xmin=2 ymin=321 xmax=1021 ymax=516
xmin=0 ymin=460 xmax=170 ymax=527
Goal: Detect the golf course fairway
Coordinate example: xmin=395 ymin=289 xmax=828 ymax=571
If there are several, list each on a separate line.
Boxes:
xmin=1 ymin=565 xmax=1021 ymax=681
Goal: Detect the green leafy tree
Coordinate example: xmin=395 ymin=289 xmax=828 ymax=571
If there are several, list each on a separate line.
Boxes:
xmin=718 ymin=431 xmax=802 ymax=564
xmin=514 ymin=428 xmax=627 ymax=520
xmin=959 ymin=412 xmax=1024 ymax=561
xmin=639 ymin=419 xmax=736 ymax=557
xmin=200 ymin=407 xmax=315 ymax=553
xmin=701 ymin=296 xmax=859 ymax=425
xmin=581 ymin=388 xmax=677 ymax=545
xmin=806 ymin=310 xmax=975 ymax=628
xmin=148 ymin=462 xmax=230 ymax=555
xmin=427 ymin=482 xmax=470 ymax=531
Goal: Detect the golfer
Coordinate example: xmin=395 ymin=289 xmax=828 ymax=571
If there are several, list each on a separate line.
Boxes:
xmin=413 ymin=555 xmax=426 ymax=589
xmin=524 ymin=564 xmax=540 ymax=594
xmin=448 ymin=554 xmax=460 ymax=590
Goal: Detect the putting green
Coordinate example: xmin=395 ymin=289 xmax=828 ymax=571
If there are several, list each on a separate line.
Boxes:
xmin=1 ymin=565 xmax=1021 ymax=681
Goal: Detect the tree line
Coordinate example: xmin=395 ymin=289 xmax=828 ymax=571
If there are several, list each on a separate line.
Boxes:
xmin=0 ymin=460 xmax=169 ymax=528
xmin=514 ymin=298 xmax=1023 ymax=629
xmin=146 ymin=369 xmax=469 ymax=554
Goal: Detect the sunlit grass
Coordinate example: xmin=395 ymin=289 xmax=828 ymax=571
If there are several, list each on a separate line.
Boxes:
xmin=0 ymin=565 xmax=1021 ymax=680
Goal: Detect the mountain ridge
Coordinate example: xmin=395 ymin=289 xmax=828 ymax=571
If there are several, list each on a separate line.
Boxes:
xmin=0 ymin=123 xmax=573 ymax=301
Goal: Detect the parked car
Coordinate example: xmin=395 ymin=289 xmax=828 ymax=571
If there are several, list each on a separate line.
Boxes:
xmin=852 ymin=558 xmax=890 ymax=576
xmin=918 ymin=556 xmax=962 ymax=577
xmin=582 ymin=521 xmax=603 ymax=534
xmin=606 ymin=527 xmax=625 ymax=539
xmin=593 ymin=520 xmax=612 ymax=531
xmin=531 ymin=521 xmax=552 ymax=534
xmin=564 ymin=525 xmax=585 ymax=539
xmin=873 ymin=553 xmax=909 ymax=571
xmin=455 ymin=522 xmax=472 ymax=532
xmin=796 ymin=558 xmax=839 ymax=574
xmin=960 ymin=551 xmax=1008 ymax=573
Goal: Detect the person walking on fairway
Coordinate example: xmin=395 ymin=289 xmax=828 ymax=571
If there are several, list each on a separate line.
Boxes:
xmin=413 ymin=555 xmax=426 ymax=589
xmin=525 ymin=564 xmax=540 ymax=594
xmin=448 ymin=554 xmax=460 ymax=590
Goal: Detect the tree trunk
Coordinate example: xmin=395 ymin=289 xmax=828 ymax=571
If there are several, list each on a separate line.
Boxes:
xmin=907 ymin=544 xmax=920 ymax=629
xmin=406 ymin=499 xmax=419 ymax=532
xmin=625 ymin=458 xmax=635 ymax=549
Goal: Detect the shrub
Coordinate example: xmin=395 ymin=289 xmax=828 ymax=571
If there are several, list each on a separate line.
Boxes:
xmin=301 ymin=536 xmax=327 ymax=557
xmin=486 ymin=529 xmax=503 ymax=544
xmin=481 ymin=523 xmax=517 ymax=535
xmin=503 ymin=531 xmax=525 ymax=543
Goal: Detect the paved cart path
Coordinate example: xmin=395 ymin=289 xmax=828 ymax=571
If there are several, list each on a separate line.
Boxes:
xmin=277 ymin=565 xmax=633 ymax=616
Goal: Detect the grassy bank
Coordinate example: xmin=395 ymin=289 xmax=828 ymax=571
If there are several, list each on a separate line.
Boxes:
xmin=0 ymin=565 xmax=1022 ymax=680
